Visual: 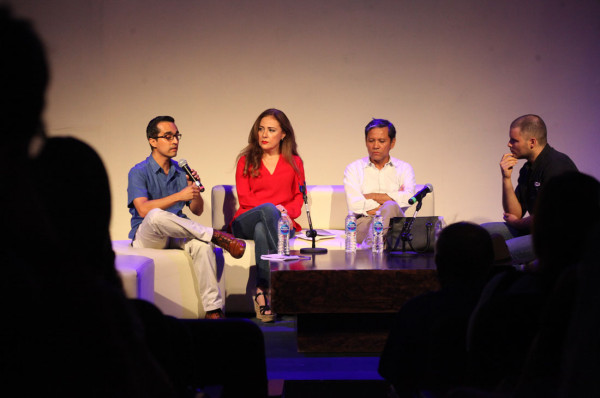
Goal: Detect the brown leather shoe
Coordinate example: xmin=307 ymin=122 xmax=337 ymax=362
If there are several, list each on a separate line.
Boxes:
xmin=204 ymin=309 xmax=225 ymax=319
xmin=211 ymin=230 xmax=246 ymax=259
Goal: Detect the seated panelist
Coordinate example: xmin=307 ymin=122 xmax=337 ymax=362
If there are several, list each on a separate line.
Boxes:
xmin=343 ymin=118 xmax=416 ymax=248
xmin=128 ymin=115 xmax=246 ymax=319
xmin=481 ymin=114 xmax=577 ymax=266
xmin=231 ymin=108 xmax=305 ymax=323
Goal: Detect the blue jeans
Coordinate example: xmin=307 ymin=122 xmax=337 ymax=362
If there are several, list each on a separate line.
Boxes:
xmin=481 ymin=222 xmax=535 ymax=265
xmin=231 ymin=203 xmax=282 ymax=289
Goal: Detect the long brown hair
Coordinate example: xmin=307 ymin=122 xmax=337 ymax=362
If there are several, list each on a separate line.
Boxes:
xmin=237 ymin=108 xmax=301 ymax=178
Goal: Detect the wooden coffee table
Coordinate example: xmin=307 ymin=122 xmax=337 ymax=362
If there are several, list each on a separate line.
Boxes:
xmin=270 ymin=250 xmax=439 ymax=353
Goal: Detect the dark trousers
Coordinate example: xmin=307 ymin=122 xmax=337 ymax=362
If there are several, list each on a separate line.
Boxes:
xmin=231 ymin=203 xmax=282 ymax=288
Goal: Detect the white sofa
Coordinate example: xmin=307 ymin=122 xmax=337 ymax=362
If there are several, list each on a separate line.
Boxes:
xmin=114 ymin=184 xmax=435 ymax=318
xmin=112 ymin=239 xmax=228 ymax=319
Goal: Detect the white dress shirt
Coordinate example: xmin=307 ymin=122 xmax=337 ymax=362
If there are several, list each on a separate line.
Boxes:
xmin=343 ymin=156 xmax=416 ymax=216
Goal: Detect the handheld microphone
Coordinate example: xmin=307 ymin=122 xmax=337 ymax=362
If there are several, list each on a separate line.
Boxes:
xmin=178 ymin=159 xmax=205 ymax=192
xmin=408 ymin=183 xmax=433 ymax=205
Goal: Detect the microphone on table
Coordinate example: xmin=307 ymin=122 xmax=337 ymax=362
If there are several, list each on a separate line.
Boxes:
xmin=408 ymin=183 xmax=433 ymax=205
xmin=299 ymin=182 xmax=327 ymax=254
xmin=300 ymin=183 xmax=314 ymax=237
xmin=390 ymin=183 xmax=434 ymax=258
xmin=178 ymin=159 xmax=205 ymax=192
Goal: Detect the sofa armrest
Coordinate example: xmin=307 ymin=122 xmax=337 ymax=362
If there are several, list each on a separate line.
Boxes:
xmin=211 ymin=185 xmax=238 ymax=231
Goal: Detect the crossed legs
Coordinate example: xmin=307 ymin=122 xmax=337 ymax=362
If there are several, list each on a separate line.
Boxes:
xmin=232 ymin=203 xmax=281 ymax=320
xmin=133 ymin=208 xmax=223 ymax=312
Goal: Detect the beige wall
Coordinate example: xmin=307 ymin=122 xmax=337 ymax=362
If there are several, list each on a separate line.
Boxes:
xmin=9 ymin=0 xmax=600 ymax=240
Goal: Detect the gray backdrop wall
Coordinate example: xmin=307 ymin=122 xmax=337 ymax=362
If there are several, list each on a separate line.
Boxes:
xmin=9 ymin=0 xmax=600 ymax=240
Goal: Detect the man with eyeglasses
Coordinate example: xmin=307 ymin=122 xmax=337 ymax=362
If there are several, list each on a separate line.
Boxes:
xmin=127 ymin=115 xmax=246 ymax=319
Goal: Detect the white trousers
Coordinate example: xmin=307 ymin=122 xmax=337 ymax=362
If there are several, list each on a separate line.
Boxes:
xmin=132 ymin=208 xmax=223 ymax=311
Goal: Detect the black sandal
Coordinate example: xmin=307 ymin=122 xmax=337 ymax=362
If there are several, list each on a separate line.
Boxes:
xmin=254 ymin=292 xmax=275 ymax=323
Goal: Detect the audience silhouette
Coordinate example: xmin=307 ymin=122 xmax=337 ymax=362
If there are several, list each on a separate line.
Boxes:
xmin=557 ymin=221 xmax=600 ymax=397
xmin=512 ymin=171 xmax=600 ymax=398
xmin=1 ymin=6 xmax=267 ymax=397
xmin=1 ymin=7 xmax=176 ymax=396
xmin=451 ymin=171 xmax=600 ymax=398
xmin=379 ymin=222 xmax=494 ymax=397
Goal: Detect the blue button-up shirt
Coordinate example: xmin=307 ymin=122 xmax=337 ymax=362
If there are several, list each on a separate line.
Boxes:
xmin=127 ymin=155 xmax=188 ymax=239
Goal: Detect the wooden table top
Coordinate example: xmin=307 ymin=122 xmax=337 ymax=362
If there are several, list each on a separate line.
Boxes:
xmin=270 ymin=250 xmax=440 ymax=314
xmin=270 ymin=249 xmax=436 ymax=272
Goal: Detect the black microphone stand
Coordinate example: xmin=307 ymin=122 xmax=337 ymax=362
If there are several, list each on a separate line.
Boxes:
xmin=299 ymin=183 xmax=328 ymax=254
xmin=389 ymin=199 xmax=423 ymax=257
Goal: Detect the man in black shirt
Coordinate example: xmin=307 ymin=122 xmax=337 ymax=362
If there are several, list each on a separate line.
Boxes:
xmin=482 ymin=114 xmax=577 ymax=265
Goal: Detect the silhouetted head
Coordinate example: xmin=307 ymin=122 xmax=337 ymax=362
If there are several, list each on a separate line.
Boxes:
xmin=0 ymin=6 xmax=49 ymax=160
xmin=533 ymin=171 xmax=600 ymax=276
xmin=435 ymin=222 xmax=494 ymax=287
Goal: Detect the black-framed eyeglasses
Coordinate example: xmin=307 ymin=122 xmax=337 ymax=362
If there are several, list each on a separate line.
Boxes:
xmin=155 ymin=133 xmax=182 ymax=141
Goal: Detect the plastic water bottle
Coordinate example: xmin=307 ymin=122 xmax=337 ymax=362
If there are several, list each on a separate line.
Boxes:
xmin=372 ymin=210 xmax=384 ymax=254
xmin=277 ymin=211 xmax=291 ymax=255
xmin=345 ymin=251 xmax=357 ymax=267
xmin=345 ymin=211 xmax=357 ymax=253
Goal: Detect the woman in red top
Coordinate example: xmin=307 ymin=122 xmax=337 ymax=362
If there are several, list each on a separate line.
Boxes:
xmin=231 ymin=109 xmax=305 ymax=322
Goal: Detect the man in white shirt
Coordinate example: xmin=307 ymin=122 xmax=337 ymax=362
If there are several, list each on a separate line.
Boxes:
xmin=344 ymin=118 xmax=416 ymax=247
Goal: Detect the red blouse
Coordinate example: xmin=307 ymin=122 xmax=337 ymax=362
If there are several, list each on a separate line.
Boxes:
xmin=233 ymin=154 xmax=305 ymax=232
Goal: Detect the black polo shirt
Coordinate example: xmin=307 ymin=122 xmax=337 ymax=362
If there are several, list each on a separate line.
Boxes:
xmin=515 ymin=144 xmax=577 ymax=217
